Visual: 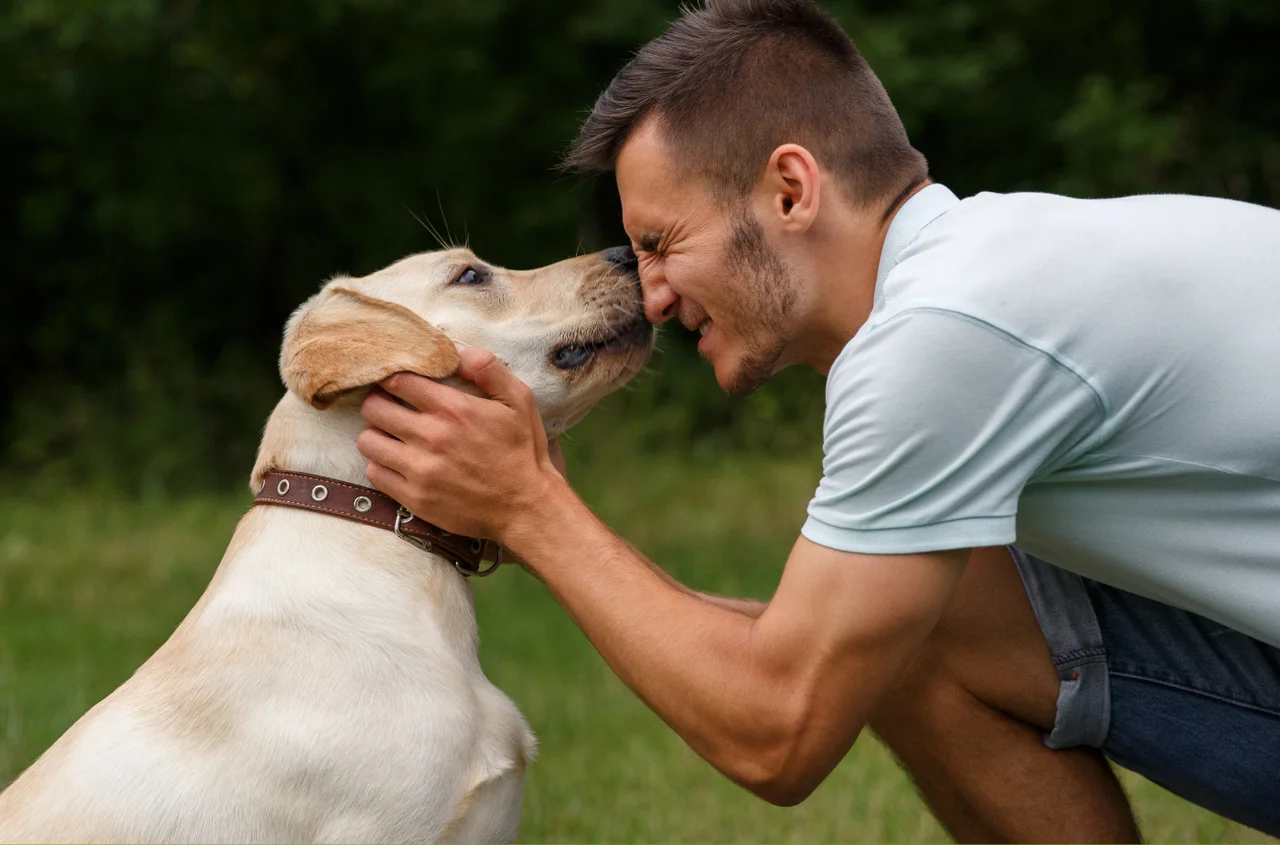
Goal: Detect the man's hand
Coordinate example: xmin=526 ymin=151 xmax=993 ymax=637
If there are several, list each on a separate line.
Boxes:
xmin=356 ymin=346 xmax=565 ymax=540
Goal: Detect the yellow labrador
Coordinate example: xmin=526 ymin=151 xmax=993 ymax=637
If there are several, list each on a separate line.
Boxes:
xmin=0 ymin=246 xmax=651 ymax=843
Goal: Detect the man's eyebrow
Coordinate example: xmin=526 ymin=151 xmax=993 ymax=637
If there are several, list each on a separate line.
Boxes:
xmin=637 ymin=232 xmax=662 ymax=253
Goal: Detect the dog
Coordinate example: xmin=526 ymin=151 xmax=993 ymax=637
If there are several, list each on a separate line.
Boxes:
xmin=0 ymin=245 xmax=651 ymax=843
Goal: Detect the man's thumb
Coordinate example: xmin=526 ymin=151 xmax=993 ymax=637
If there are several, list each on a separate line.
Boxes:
xmin=455 ymin=345 xmax=526 ymax=405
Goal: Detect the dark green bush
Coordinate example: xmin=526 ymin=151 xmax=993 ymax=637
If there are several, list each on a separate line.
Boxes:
xmin=3 ymin=0 xmax=1277 ymax=492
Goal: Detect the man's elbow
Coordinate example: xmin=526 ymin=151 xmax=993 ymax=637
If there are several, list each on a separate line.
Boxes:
xmin=747 ymin=774 xmax=819 ymax=808
xmin=733 ymin=754 xmax=823 ymax=807
xmin=729 ymin=723 xmax=853 ymax=808
xmin=720 ymin=661 xmax=870 ymax=806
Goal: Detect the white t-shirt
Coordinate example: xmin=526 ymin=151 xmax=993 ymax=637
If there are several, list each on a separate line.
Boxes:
xmin=802 ymin=184 xmax=1280 ymax=646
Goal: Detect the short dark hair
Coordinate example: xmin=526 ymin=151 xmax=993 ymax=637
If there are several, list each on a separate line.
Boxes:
xmin=564 ymin=0 xmax=927 ymax=211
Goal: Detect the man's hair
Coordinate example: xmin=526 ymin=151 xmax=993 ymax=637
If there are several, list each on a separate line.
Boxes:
xmin=564 ymin=0 xmax=928 ymax=212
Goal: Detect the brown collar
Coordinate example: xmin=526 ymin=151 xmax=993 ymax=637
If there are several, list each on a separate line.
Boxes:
xmin=252 ymin=470 xmax=500 ymax=577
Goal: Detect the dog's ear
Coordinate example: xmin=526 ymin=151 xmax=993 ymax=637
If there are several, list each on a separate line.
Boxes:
xmin=281 ymin=286 xmax=459 ymax=409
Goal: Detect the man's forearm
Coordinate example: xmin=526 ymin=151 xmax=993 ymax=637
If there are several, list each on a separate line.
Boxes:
xmin=505 ymin=477 xmax=802 ymax=793
xmin=694 ymin=590 xmax=768 ymax=618
xmin=551 ymin=460 xmax=767 ymax=619
xmin=625 ymin=541 xmax=769 ymax=618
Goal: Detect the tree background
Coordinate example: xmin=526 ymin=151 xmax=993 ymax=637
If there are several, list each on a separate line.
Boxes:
xmin=4 ymin=0 xmax=1278 ymax=492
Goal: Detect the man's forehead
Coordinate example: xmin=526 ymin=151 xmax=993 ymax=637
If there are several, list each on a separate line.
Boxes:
xmin=616 ymin=120 xmax=699 ymax=236
xmin=617 ymin=125 xmax=671 ymax=198
xmin=618 ymin=185 xmax=666 ymax=240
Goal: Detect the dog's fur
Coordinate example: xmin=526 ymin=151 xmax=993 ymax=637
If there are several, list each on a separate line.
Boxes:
xmin=0 ymin=248 xmax=651 ymax=843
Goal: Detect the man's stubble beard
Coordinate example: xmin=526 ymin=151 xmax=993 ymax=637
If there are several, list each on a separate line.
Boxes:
xmin=721 ymin=210 xmax=799 ymax=396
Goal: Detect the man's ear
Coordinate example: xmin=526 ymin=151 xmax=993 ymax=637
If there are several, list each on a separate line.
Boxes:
xmin=764 ymin=143 xmax=821 ymax=233
xmin=281 ymin=285 xmax=459 ymax=409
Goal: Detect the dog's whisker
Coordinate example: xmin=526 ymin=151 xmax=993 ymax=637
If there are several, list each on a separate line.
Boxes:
xmin=407 ymin=207 xmax=452 ymax=251
xmin=435 ymin=190 xmax=458 ymax=249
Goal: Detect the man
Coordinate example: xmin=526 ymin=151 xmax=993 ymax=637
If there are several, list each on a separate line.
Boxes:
xmin=356 ymin=0 xmax=1280 ymax=840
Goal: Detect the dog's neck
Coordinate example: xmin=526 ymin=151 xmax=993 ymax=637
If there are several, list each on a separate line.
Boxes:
xmin=252 ymin=391 xmax=376 ymax=491
xmin=247 ymin=390 xmax=482 ymax=586
xmin=234 ymin=388 xmax=480 ymax=631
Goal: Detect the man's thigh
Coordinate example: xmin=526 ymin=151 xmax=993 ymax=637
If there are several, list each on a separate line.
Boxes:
xmin=1009 ymin=547 xmax=1280 ymax=836
xmin=923 ymin=545 xmax=1062 ymax=731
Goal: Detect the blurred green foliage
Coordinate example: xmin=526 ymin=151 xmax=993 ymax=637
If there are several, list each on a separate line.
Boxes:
xmin=3 ymin=0 xmax=1278 ymax=492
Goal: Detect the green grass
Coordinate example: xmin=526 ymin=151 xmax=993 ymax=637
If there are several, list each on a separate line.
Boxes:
xmin=0 ymin=441 xmax=1273 ymax=843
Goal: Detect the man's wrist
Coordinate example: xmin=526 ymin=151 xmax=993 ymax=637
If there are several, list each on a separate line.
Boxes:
xmin=503 ymin=467 xmax=584 ymax=571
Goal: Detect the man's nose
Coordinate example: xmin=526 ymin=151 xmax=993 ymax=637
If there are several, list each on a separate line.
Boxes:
xmin=603 ymin=244 xmax=676 ymax=323
xmin=641 ymin=274 xmax=679 ymax=324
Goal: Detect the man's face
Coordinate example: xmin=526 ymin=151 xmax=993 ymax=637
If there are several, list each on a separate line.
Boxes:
xmin=616 ymin=121 xmax=799 ymax=395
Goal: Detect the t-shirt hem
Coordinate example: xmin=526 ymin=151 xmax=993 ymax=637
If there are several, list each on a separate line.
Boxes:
xmin=800 ymin=514 xmax=1016 ymax=555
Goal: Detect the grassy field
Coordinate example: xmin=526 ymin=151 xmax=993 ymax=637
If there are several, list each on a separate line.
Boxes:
xmin=0 ymin=435 xmax=1272 ymax=843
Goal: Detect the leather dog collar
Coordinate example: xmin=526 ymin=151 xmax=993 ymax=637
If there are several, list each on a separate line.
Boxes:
xmin=252 ymin=470 xmax=501 ymax=577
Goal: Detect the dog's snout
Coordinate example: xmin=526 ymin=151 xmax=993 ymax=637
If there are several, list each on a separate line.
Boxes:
xmin=603 ymin=245 xmax=638 ymax=273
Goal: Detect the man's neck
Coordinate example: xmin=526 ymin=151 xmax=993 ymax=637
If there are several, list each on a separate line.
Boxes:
xmin=794 ymin=179 xmax=933 ymax=376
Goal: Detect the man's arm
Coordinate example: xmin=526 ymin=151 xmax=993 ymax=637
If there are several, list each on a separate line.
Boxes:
xmin=686 ymin=589 xmax=769 ymax=618
xmin=356 ymin=350 xmax=965 ymax=803
xmin=505 ymin=476 xmax=966 ymax=804
xmin=613 ymin=534 xmax=769 ymax=618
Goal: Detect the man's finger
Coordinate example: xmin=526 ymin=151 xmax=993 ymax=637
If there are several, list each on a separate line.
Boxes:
xmin=455 ymin=347 xmax=532 ymax=408
xmin=355 ymin=426 xmax=416 ymax=472
xmin=377 ymin=372 xmax=455 ymax=411
xmin=361 ymin=389 xmax=430 ymax=443
xmin=364 ymin=458 xmax=414 ymax=505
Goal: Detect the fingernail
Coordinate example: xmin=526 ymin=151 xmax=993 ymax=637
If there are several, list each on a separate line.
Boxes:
xmin=454 ymin=341 xmax=467 ymax=352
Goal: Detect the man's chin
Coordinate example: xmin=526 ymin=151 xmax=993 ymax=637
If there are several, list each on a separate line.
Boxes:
xmin=715 ymin=354 xmax=774 ymax=397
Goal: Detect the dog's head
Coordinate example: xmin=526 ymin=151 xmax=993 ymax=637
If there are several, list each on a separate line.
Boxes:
xmin=280 ymin=246 xmax=652 ymax=433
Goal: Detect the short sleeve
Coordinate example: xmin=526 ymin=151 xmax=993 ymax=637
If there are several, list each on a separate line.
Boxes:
xmin=801 ymin=309 xmax=1106 ymax=554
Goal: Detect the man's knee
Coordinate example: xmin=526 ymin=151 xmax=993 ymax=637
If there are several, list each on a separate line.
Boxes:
xmin=868 ymin=629 xmax=980 ymax=753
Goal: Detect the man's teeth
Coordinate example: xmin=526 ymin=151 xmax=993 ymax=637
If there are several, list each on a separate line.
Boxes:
xmin=698 ymin=319 xmax=712 ymax=337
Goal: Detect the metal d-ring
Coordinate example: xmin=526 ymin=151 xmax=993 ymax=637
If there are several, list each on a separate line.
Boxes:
xmin=393 ymin=507 xmax=432 ymax=553
xmin=393 ymin=507 xmax=501 ymax=579
xmin=455 ymin=543 xmax=502 ymax=578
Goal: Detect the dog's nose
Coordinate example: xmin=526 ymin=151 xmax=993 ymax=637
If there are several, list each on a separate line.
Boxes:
xmin=603 ymin=245 xmax=638 ymax=273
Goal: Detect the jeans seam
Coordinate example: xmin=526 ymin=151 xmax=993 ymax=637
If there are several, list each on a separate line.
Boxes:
xmin=1109 ymin=670 xmax=1280 ymax=719
xmin=1054 ymin=646 xmax=1108 ymax=669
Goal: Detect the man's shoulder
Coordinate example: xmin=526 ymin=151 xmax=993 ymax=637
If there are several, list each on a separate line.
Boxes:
xmin=903 ymin=189 xmax=1111 ymax=275
xmin=826 ymin=191 xmax=1114 ymax=394
xmin=915 ymin=189 xmax=1273 ymax=268
xmin=864 ymin=191 xmax=1168 ymax=356
xmin=878 ymin=191 xmax=1088 ymax=310
xmin=882 ymin=188 xmax=1279 ymax=319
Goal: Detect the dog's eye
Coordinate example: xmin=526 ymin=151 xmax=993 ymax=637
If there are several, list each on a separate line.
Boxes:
xmin=453 ymin=266 xmax=485 ymax=286
xmin=553 ymin=344 xmax=594 ymax=370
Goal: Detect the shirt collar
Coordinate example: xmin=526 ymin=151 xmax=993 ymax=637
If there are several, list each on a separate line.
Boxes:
xmin=874 ymin=183 xmax=960 ymax=304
